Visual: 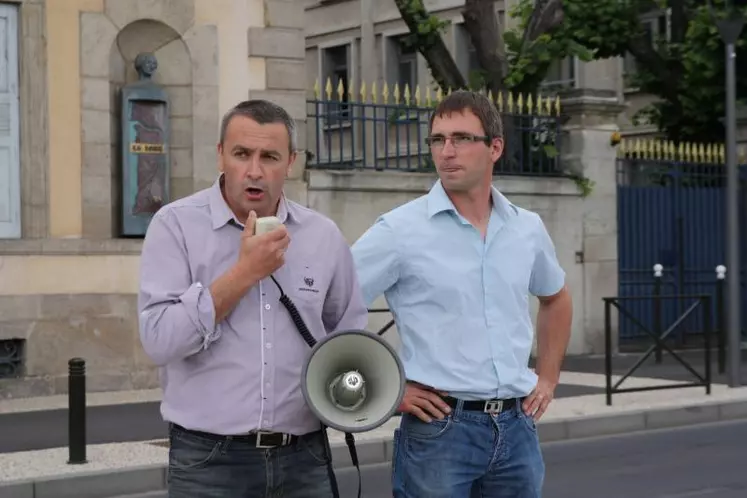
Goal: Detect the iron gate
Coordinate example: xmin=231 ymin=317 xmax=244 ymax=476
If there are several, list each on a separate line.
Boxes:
xmin=616 ymin=144 xmax=747 ymax=345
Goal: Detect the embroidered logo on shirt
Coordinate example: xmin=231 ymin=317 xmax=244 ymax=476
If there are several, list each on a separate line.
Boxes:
xmin=299 ymin=276 xmax=319 ymax=294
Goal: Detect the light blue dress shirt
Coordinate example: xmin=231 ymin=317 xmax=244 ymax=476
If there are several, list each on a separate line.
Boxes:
xmin=351 ymin=180 xmax=566 ymax=400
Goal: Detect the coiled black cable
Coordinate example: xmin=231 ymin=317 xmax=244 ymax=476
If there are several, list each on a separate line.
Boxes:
xmin=227 ymin=221 xmax=360 ymax=497
xmin=269 ymin=274 xmax=361 ymax=498
xmin=270 ymin=275 xmax=318 ymax=347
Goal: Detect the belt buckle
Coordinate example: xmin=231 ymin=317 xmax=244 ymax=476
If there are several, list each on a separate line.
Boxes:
xmin=483 ymin=400 xmax=503 ymax=415
xmin=255 ymin=431 xmax=290 ymax=449
xmin=255 ymin=431 xmax=276 ymax=449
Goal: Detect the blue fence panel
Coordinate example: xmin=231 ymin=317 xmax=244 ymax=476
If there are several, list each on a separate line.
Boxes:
xmin=617 ymin=156 xmax=747 ymax=343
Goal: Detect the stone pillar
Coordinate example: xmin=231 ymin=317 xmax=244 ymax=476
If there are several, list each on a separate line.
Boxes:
xmin=249 ymin=0 xmax=307 ymax=204
xmin=360 ymin=0 xmax=376 ymax=84
xmin=359 ymin=0 xmax=377 ymax=167
xmin=577 ymin=58 xmax=624 ymax=100
xmin=560 ymin=89 xmax=627 ymax=354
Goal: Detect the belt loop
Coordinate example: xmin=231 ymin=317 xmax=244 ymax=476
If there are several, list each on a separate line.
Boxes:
xmin=455 ymin=398 xmax=465 ymax=419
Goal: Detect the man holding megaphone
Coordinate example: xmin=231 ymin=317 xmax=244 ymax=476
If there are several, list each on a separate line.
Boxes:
xmin=138 ymin=100 xmax=369 ymax=497
xmin=352 ymin=90 xmax=574 ymax=498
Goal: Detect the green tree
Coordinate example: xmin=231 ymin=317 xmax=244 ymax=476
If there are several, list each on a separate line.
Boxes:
xmin=565 ymin=0 xmax=747 ymax=143
xmin=392 ymin=0 xmax=592 ymax=97
xmin=394 ymin=0 xmax=747 ymax=143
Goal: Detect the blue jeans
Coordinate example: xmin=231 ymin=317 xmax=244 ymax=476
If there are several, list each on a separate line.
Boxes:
xmin=392 ymin=399 xmax=545 ymax=498
xmin=167 ymin=424 xmax=337 ymax=497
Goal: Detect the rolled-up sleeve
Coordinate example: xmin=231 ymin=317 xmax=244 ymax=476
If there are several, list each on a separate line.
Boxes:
xmin=138 ymin=209 xmax=219 ymax=366
xmin=322 ymin=227 xmax=369 ymax=334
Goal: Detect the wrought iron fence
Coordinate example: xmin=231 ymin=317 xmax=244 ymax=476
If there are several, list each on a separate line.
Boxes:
xmin=306 ymin=79 xmax=563 ymax=176
xmin=0 ymin=339 xmax=24 ymax=378
xmin=603 ymin=293 xmax=713 ymax=406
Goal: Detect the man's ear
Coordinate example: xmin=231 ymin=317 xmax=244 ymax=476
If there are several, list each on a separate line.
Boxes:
xmin=286 ymin=150 xmax=298 ymax=177
xmin=491 ymin=137 xmax=504 ymax=162
xmin=217 ymin=143 xmax=224 ymax=172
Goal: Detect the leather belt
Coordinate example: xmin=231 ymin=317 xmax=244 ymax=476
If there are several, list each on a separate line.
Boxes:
xmin=441 ymin=396 xmax=522 ymax=414
xmin=171 ymin=423 xmax=316 ymax=449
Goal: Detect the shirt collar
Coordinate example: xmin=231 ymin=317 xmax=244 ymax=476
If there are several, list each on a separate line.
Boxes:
xmin=426 ymin=179 xmax=518 ymax=221
xmin=209 ymin=174 xmax=296 ymax=230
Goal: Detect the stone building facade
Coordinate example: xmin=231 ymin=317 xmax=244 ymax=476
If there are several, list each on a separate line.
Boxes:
xmin=0 ymin=0 xmax=628 ymax=399
xmin=0 ymin=0 xmax=307 ymax=398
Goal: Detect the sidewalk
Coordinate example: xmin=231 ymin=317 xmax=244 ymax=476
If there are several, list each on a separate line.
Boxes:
xmin=2 ymin=369 xmax=747 ymax=498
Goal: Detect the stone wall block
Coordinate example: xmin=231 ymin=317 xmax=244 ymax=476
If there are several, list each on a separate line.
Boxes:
xmin=266 ymin=58 xmax=306 ymax=91
xmin=104 ymin=0 xmax=195 ymax=36
xmin=80 ymin=12 xmax=118 ymax=79
xmin=248 ymin=89 xmax=305 ymax=120
xmin=183 ymin=24 xmax=219 ymax=87
xmin=248 ymin=27 xmax=304 ymax=59
xmin=265 ymin=0 xmax=305 ymax=29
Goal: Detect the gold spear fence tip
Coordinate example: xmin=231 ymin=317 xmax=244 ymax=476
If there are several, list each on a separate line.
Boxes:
xmin=311 ymin=78 xmax=562 ymax=115
xmin=616 ymin=137 xmax=747 ymax=164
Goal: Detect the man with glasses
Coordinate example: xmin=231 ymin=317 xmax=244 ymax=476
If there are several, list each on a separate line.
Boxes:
xmin=351 ymin=90 xmax=573 ymax=497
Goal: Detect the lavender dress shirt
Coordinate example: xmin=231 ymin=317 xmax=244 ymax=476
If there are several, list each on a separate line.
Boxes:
xmin=138 ymin=177 xmax=368 ymax=436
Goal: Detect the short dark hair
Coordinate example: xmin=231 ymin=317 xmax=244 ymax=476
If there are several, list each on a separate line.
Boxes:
xmin=219 ymin=100 xmax=297 ymax=152
xmin=428 ymin=90 xmax=503 ymax=139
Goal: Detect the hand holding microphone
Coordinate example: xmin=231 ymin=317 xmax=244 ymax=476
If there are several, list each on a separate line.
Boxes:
xmin=238 ymin=211 xmax=290 ymax=281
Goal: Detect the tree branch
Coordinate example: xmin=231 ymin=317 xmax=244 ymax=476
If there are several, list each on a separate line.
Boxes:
xmin=462 ymin=0 xmax=508 ymax=95
xmin=668 ymin=0 xmax=689 ymax=44
xmin=392 ymin=0 xmax=466 ymax=92
xmin=521 ymin=0 xmax=564 ymax=47
xmin=625 ymin=10 xmax=682 ymax=100
xmin=511 ymin=0 xmax=566 ymax=94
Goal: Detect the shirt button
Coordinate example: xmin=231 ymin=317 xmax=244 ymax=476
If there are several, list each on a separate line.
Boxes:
xmin=266 ymin=343 xmax=272 ymax=349
xmin=265 ymin=304 xmax=271 ymax=310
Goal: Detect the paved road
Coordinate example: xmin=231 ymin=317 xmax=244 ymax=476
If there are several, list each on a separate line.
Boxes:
xmin=337 ymin=419 xmax=747 ymax=498
xmin=0 ymin=383 xmax=603 ymax=454
xmin=543 ymin=419 xmax=747 ymax=498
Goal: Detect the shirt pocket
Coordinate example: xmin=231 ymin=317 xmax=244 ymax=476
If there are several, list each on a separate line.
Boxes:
xmin=284 ymin=265 xmax=326 ymax=309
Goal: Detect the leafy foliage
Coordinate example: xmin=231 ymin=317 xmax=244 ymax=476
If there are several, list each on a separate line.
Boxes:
xmin=503 ymin=0 xmax=594 ymax=91
xmin=534 ymin=0 xmax=747 ymax=142
xmin=397 ymin=0 xmax=747 ymax=143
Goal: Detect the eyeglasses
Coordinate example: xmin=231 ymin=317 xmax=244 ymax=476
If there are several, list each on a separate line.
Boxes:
xmin=425 ymin=134 xmax=490 ymax=148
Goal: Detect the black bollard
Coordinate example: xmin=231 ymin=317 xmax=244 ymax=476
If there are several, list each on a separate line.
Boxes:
xmin=68 ymin=357 xmax=87 ymax=464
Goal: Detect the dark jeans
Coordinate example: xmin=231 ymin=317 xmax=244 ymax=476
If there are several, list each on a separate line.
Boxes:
xmin=167 ymin=424 xmax=337 ymax=498
xmin=392 ymin=399 xmax=545 ymax=498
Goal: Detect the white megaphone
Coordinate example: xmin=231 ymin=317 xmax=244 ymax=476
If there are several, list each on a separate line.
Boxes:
xmin=301 ymin=329 xmax=406 ymax=433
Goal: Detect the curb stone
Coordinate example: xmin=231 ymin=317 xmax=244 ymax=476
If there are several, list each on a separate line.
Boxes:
xmin=2 ymin=399 xmax=746 ymax=498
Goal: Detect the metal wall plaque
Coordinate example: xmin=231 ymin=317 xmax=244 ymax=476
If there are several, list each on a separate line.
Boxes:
xmin=120 ymin=52 xmax=171 ymax=237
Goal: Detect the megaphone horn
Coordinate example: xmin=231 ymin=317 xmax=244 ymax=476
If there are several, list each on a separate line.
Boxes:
xmin=301 ymin=329 xmax=406 ymax=433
